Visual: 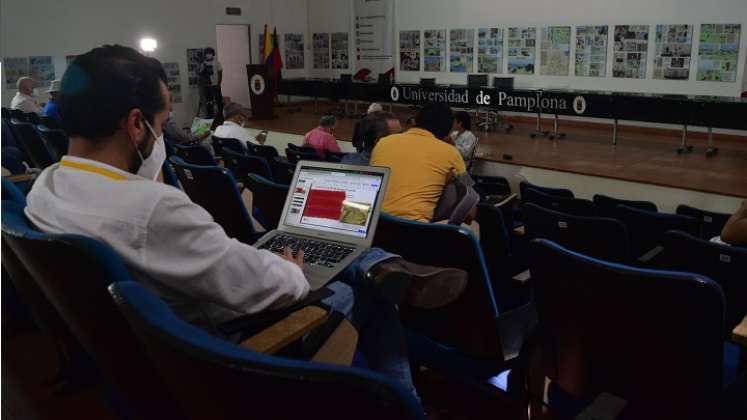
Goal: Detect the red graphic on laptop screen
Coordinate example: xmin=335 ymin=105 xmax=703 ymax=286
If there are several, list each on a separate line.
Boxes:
xmin=303 ymin=189 xmax=346 ymax=220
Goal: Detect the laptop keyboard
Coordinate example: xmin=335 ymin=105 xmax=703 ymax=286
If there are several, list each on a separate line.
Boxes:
xmin=258 ymin=234 xmax=356 ymax=268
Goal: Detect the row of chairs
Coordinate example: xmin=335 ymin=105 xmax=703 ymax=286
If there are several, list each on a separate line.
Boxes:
xmin=1 ymin=184 xmax=424 ymax=419
xmin=2 ymin=112 xmax=69 ymax=169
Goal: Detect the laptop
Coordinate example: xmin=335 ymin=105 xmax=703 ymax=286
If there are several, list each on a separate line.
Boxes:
xmin=255 ymin=160 xmax=390 ymax=290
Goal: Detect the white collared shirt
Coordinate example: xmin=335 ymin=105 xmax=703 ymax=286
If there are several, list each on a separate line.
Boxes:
xmin=10 ymin=92 xmax=42 ymax=114
xmin=213 ymin=121 xmax=259 ymax=146
xmin=25 ymin=156 xmax=309 ymax=334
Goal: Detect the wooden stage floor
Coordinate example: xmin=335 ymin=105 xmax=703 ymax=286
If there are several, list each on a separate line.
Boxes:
xmin=247 ymin=103 xmax=747 ymax=198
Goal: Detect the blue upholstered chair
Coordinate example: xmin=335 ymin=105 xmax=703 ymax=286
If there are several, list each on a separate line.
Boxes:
xmin=246 ymin=143 xmax=280 ymax=162
xmin=593 ymin=194 xmax=657 ymax=219
xmin=662 ymin=230 xmax=747 ymax=338
xmin=245 ymin=173 xmax=289 ymax=230
xmin=109 ymin=280 xmax=425 ymax=420
xmin=523 ymin=202 xmax=631 ymax=264
xmin=8 ymin=119 xmax=54 ymax=169
xmin=271 ymin=156 xmax=297 ymax=185
xmin=523 ymin=187 xmax=597 ymax=217
xmin=614 ymin=205 xmax=699 ymax=259
xmin=35 ymin=125 xmax=69 ymax=163
xmin=2 ymin=177 xmax=27 ymax=206
xmin=528 ymin=239 xmax=737 ymax=420
xmin=222 ymin=147 xmax=274 ymax=183
xmin=373 ymin=213 xmax=535 ymax=410
xmin=170 ymin=155 xmax=261 ymax=245
xmin=473 ymin=174 xmax=512 ymax=199
xmin=519 ymin=180 xmax=574 ymax=200
xmin=173 ymin=143 xmax=217 ymax=166
xmin=286 ymin=148 xmax=321 ymax=164
xmin=211 ymin=135 xmax=245 ymax=157
xmin=675 ymin=204 xmax=731 ymax=240
xmin=1 ymin=201 xmax=182 ymax=420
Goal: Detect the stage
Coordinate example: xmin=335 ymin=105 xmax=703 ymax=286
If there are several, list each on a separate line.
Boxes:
xmin=246 ymin=102 xmax=747 ymax=199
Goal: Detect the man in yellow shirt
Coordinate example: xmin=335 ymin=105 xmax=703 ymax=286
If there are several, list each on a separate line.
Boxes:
xmin=371 ymin=103 xmax=467 ymax=222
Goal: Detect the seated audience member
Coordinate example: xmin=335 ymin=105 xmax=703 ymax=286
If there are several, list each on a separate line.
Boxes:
xmin=42 ymin=80 xmax=61 ymax=119
xmin=342 ymin=113 xmax=389 ymax=166
xmin=23 ymin=45 xmax=467 ymax=398
xmin=371 ymin=103 xmax=471 ymax=223
xmin=213 ymin=102 xmax=265 ymax=146
xmin=367 ymin=102 xmax=383 ymax=114
xmin=451 ymin=111 xmax=478 ymax=166
xmin=10 ymin=77 xmax=42 ymax=114
xmin=719 ymin=201 xmax=747 ymax=246
xmin=303 ymin=115 xmax=341 ymax=159
xmin=376 ymin=111 xmax=403 ymax=134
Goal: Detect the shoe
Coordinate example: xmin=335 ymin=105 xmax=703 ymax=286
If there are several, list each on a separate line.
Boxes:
xmin=368 ymin=258 xmax=468 ymax=309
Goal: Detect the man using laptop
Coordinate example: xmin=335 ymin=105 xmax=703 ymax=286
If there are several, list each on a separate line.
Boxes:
xmin=24 ymin=45 xmax=466 ymax=398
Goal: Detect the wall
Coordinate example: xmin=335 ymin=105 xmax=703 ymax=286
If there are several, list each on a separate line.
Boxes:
xmin=0 ymin=0 xmax=309 ymax=129
xmin=392 ymin=0 xmax=747 ymax=98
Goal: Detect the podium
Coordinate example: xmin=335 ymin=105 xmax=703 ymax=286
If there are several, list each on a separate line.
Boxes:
xmin=246 ymin=64 xmax=275 ymax=119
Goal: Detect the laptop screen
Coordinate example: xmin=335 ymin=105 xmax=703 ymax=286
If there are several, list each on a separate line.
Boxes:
xmin=283 ymin=166 xmax=386 ymax=239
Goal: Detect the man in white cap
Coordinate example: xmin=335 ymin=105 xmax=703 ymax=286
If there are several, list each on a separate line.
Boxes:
xmin=10 ymin=77 xmax=42 ymax=114
xmin=43 ymin=80 xmax=62 ymax=119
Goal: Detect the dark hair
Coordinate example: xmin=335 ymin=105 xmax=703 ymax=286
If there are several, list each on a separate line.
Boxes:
xmin=59 ymin=45 xmax=167 ymax=140
xmin=146 ymin=57 xmax=168 ymax=84
xmin=372 ymin=111 xmax=397 ymax=120
xmin=415 ymin=103 xmax=453 ymax=139
xmin=353 ymin=114 xmax=389 ymax=153
xmin=205 ymin=47 xmax=215 ymax=55
xmin=454 ymin=111 xmax=471 ymax=131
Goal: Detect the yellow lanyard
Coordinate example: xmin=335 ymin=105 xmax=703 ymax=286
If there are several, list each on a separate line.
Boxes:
xmin=59 ymin=159 xmax=128 ymax=181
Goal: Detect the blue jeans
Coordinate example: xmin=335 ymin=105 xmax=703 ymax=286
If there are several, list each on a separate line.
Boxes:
xmin=322 ymin=248 xmax=418 ymax=399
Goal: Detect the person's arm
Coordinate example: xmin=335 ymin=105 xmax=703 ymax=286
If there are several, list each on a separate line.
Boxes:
xmin=217 ymin=61 xmax=223 ymax=86
xmin=454 ymin=133 xmax=473 ymax=160
xmin=721 ymin=201 xmax=747 ymax=246
xmin=325 ymin=134 xmax=342 ymax=153
xmin=145 ymin=190 xmax=310 ymax=314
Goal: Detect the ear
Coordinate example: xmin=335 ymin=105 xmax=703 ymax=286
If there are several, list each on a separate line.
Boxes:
xmin=123 ymin=108 xmax=147 ymax=146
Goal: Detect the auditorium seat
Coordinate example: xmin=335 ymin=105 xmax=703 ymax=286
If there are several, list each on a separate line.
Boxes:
xmin=593 ymin=194 xmax=657 ymax=218
xmin=675 ymin=204 xmax=731 ymax=240
xmin=245 ymin=174 xmax=289 ymax=230
xmin=8 ymin=119 xmax=54 ymax=169
xmin=287 ymin=143 xmax=317 ymax=155
xmin=325 ymin=151 xmax=348 ymax=163
xmin=522 ymin=187 xmax=597 ymax=217
xmin=528 ymin=238 xmax=733 ymax=420
xmin=173 ymin=143 xmax=217 ymax=166
xmin=473 ymin=175 xmax=512 ymax=199
xmin=36 ymin=125 xmax=69 ymax=162
xmin=222 ymin=147 xmax=274 ymax=184
xmin=519 ymin=180 xmax=573 ymax=200
xmin=39 ymin=115 xmax=61 ymax=130
xmin=374 ymin=214 xmax=534 ymax=404
xmin=523 ymin=203 xmax=631 ymax=263
xmin=170 ymin=156 xmax=261 ymax=245
xmin=286 ymin=148 xmax=321 ymax=164
xmin=1 ymin=201 xmax=182 ymax=420
xmin=661 ymin=230 xmax=747 ymax=337
xmin=161 ymin=159 xmax=180 ymax=189
xmin=246 ymin=143 xmax=280 ymax=162
xmin=109 ymin=280 xmax=425 ymax=420
xmin=212 ymin=135 xmax=245 ymax=157
xmin=2 ymin=177 xmax=27 ymax=206
xmin=614 ymin=205 xmax=699 ymax=259
xmin=271 ymin=156 xmax=297 ymax=185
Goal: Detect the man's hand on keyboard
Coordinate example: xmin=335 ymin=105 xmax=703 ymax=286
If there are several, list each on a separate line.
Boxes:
xmin=281 ymin=247 xmax=305 ymax=270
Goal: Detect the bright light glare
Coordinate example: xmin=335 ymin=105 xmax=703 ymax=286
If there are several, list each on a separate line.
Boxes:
xmin=140 ymin=37 xmax=158 ymax=52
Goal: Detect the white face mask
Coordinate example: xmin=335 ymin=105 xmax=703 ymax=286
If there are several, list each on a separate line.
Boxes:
xmin=133 ymin=119 xmax=166 ymax=180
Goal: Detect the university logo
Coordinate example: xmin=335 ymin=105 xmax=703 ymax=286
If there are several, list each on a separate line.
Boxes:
xmin=250 ymin=74 xmax=266 ymax=96
xmin=390 ymin=86 xmax=400 ymax=102
xmin=573 ymin=96 xmax=587 ymax=115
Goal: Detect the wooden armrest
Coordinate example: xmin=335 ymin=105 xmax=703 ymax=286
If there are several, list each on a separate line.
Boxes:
xmin=637 ymin=245 xmax=664 ymax=264
xmin=573 ymin=393 xmax=627 ymax=420
xmin=311 ymin=318 xmax=359 ymax=365
xmin=493 ymin=193 xmax=518 ymax=208
xmin=240 ymin=306 xmax=329 ymax=354
xmin=513 ymin=225 xmax=526 ymax=236
xmin=5 ymin=173 xmax=35 ymax=182
xmin=732 ymin=315 xmax=747 ymax=347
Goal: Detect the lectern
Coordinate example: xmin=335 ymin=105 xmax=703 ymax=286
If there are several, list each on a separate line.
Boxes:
xmin=246 ymin=64 xmax=275 ymax=119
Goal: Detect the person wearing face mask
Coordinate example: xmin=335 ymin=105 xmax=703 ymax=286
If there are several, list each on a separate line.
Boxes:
xmin=11 ymin=76 xmax=43 ymax=114
xmin=213 ymin=102 xmax=266 ymax=147
xmin=23 ymin=45 xmax=468 ymax=400
xmin=199 ymin=47 xmax=224 ymax=120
